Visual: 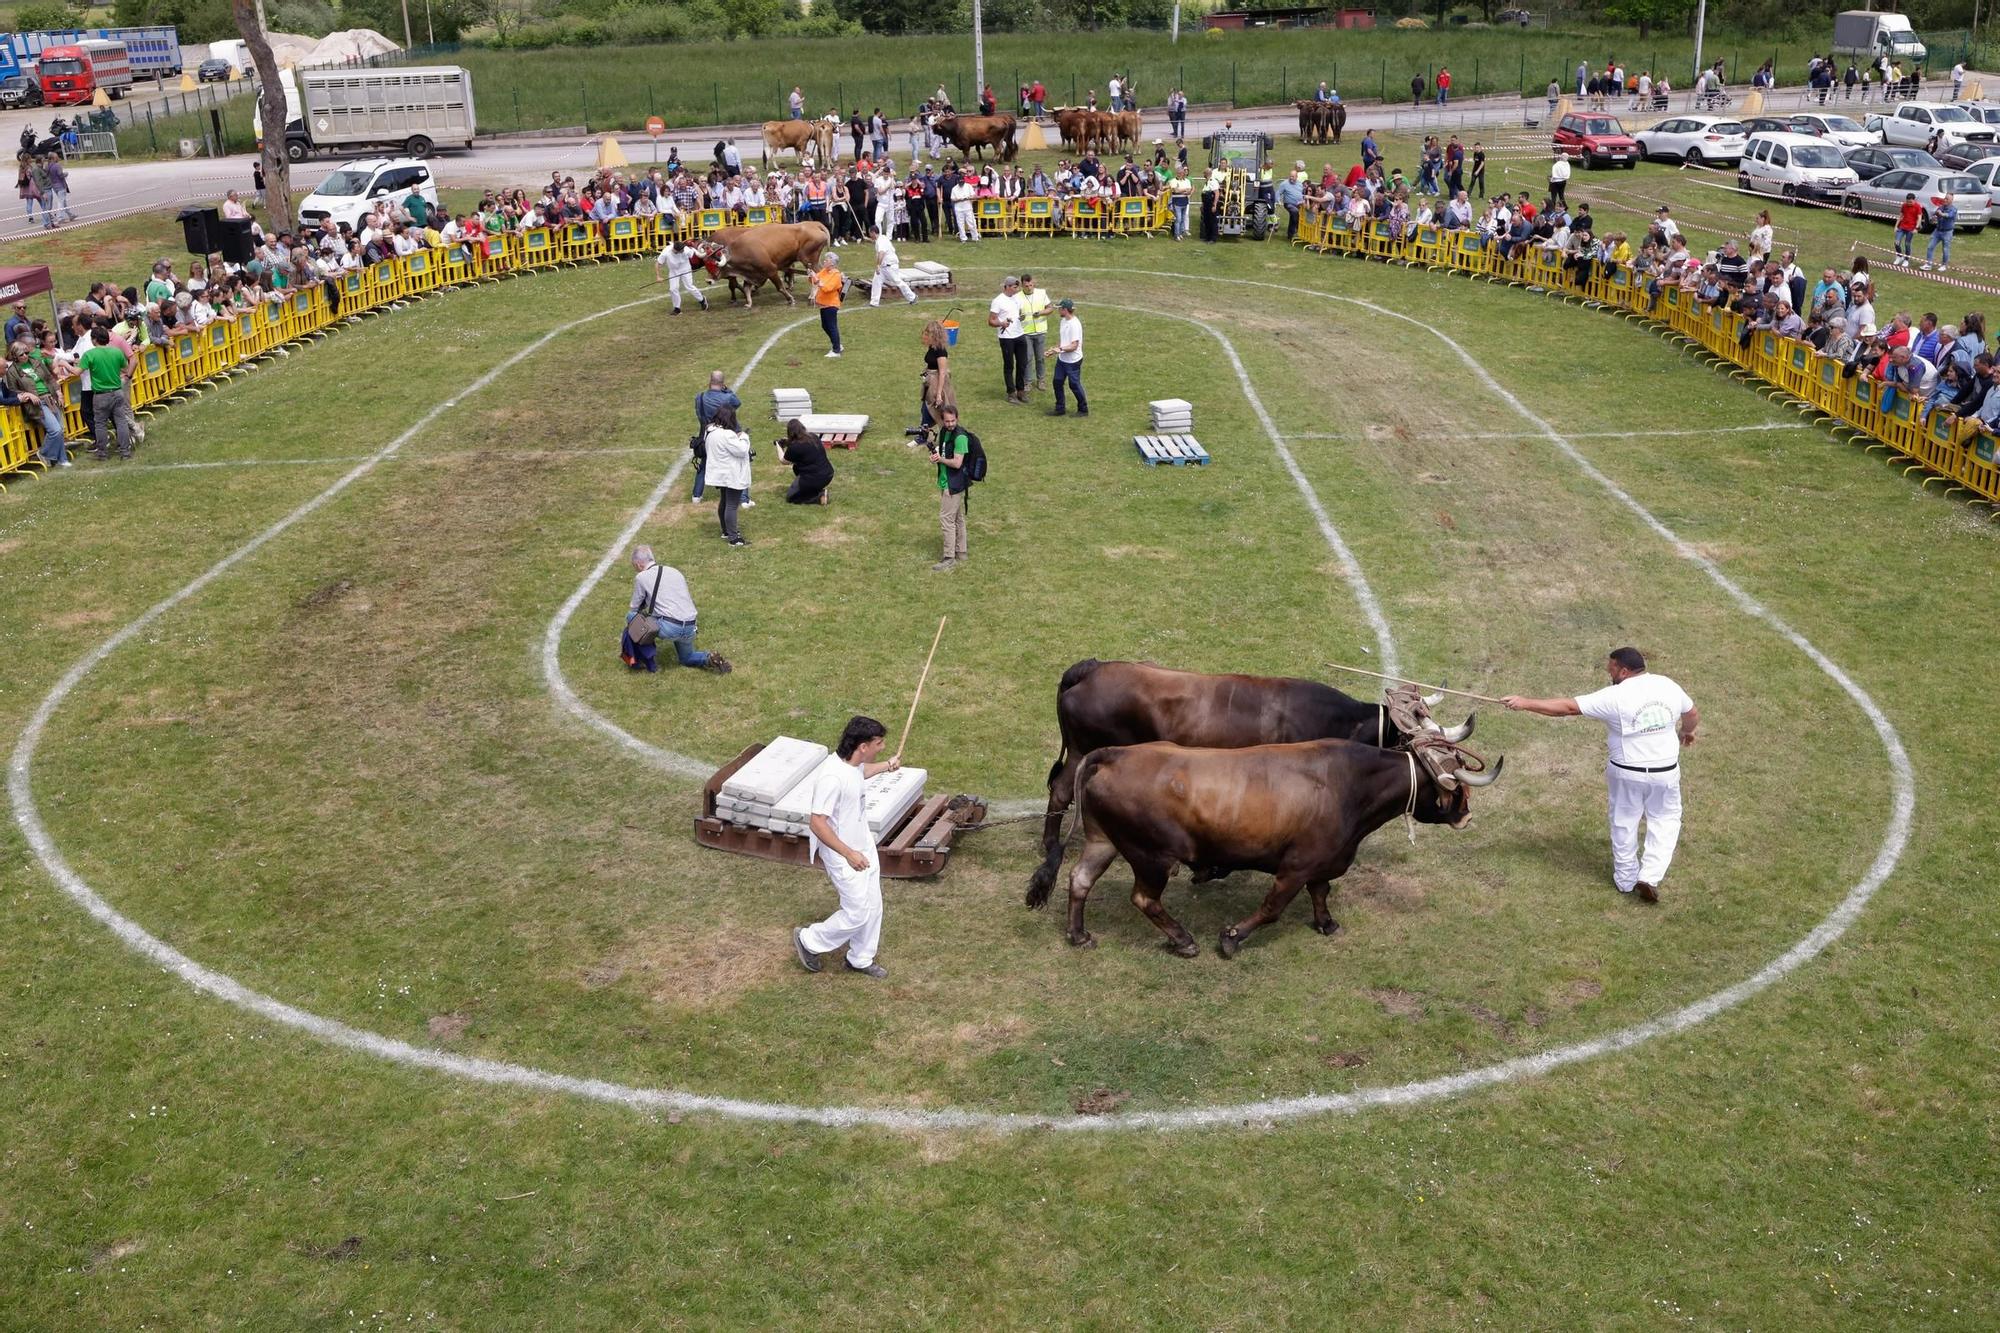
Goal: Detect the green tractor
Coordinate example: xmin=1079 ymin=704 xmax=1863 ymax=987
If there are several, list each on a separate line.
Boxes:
xmin=1203 ymin=127 xmax=1277 ymax=240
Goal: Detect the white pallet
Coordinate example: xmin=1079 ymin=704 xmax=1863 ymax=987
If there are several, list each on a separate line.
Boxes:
xmin=909 ymin=260 xmax=952 ymax=276
xmin=719 ymin=736 xmax=829 ymax=806
xmin=1133 ymin=434 xmax=1212 ymax=466
xmin=1148 ymin=398 xmax=1193 ymax=414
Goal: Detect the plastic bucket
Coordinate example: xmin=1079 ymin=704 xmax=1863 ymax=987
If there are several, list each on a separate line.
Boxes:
xmin=942 ymin=320 xmax=959 ymax=346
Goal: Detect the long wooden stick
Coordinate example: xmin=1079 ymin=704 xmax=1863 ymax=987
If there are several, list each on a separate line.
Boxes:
xmin=894 ymin=615 xmax=948 ymax=762
xmin=1323 ymin=660 xmax=1507 ymax=705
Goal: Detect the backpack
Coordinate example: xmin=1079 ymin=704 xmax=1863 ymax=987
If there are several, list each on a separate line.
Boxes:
xmin=962 ymin=431 xmax=987 ymax=484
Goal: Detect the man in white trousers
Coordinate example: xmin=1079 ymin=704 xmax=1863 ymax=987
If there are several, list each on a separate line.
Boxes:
xmin=1503 ymin=647 xmax=1698 ymax=904
xmin=869 ymin=230 xmax=918 ymax=306
xmin=951 ymin=175 xmax=980 ymax=242
xmin=794 ymin=716 xmax=902 ymax=978
xmin=653 ymin=238 xmax=708 ymax=314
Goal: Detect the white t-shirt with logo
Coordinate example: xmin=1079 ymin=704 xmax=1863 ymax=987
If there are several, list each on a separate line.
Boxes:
xmin=990 ymin=292 xmax=1023 ymax=340
xmin=1575 ymin=672 xmax=1694 ymax=767
xmin=1057 ymin=313 xmax=1083 ymax=362
xmin=806 ymin=756 xmax=872 ymax=867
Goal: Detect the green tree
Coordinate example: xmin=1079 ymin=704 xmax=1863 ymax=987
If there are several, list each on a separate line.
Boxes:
xmin=14 ymin=2 xmax=87 ymax=32
xmin=834 ymin=0 xmax=956 ymax=36
xmin=1601 ymin=0 xmax=1695 ymax=41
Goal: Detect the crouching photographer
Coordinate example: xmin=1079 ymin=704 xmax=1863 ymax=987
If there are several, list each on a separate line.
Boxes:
xmin=779 ymin=418 xmax=835 ymax=505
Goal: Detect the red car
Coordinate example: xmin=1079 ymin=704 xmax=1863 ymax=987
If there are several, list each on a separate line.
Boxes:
xmin=1553 ymin=112 xmax=1640 ymax=169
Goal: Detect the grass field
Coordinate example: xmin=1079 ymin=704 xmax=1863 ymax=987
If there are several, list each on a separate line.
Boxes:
xmin=2 ymin=202 xmax=1997 ymax=1323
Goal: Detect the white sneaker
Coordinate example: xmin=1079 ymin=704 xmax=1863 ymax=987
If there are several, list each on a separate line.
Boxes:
xmin=1921 ymin=262 xmax=1933 ymax=271
xmin=56 ymin=458 xmax=73 ymax=468
xmin=825 ymin=350 xmax=842 ymax=358
xmin=741 ymin=498 xmax=756 ymax=508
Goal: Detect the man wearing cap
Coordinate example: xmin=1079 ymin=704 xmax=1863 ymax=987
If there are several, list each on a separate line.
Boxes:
xmin=1045 ymin=297 xmax=1087 ymax=417
xmin=1651 ymin=205 xmax=1680 ymax=248
xmin=1504 ymin=647 xmax=1698 ymax=904
xmin=1017 ymin=273 xmax=1052 ymax=393
xmin=989 ymin=275 xmax=1028 ymax=404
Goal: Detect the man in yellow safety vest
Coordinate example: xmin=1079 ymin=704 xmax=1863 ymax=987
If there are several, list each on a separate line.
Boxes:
xmin=1018 ymin=273 xmax=1053 ymax=394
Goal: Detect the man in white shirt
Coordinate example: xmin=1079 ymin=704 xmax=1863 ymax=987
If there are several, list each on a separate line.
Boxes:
xmin=1503 ymin=646 xmax=1699 ymax=903
xmin=794 ymin=716 xmax=901 ymax=979
xmin=869 ymin=230 xmax=917 ymax=306
xmin=951 ymin=175 xmax=979 ymax=241
xmin=989 ymin=275 xmax=1028 ymax=404
xmin=1045 ymin=296 xmax=1087 ymax=416
xmin=1108 ymin=74 xmax=1124 ymax=112
xmin=654 ymin=238 xmax=709 ymax=314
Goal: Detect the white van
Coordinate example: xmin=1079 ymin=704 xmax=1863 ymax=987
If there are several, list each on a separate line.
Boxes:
xmin=297 ymin=158 xmax=440 ymax=232
xmin=1738 ymin=132 xmax=1860 ymax=203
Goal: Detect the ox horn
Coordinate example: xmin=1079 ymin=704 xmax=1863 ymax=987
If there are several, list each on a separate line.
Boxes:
xmin=1422 ymin=677 xmax=1447 ymax=707
xmin=1457 ymin=756 xmax=1505 ymax=787
xmin=1440 ymin=714 xmax=1476 ymax=744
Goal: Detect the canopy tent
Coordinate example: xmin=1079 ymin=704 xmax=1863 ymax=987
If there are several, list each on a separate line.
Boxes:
xmin=0 ymin=265 xmax=58 ymax=335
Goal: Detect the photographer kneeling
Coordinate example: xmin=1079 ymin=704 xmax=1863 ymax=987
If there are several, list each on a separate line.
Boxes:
xmin=780 ymin=419 xmax=835 ymax=505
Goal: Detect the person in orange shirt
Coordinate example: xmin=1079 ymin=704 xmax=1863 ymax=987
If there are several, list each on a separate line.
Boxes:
xmin=813 ymin=252 xmax=845 ymax=357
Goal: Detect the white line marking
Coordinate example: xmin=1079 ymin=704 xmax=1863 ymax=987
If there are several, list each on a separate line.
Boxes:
xmin=1286 ymin=423 xmax=1814 ymax=442
xmin=538 ymin=301 xmax=1402 ymax=817
xmin=92 ymin=445 xmax=689 ymax=476
xmin=8 ymin=265 xmax=1914 ymax=1133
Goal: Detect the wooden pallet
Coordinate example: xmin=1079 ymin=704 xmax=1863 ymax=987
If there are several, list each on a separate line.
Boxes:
xmin=818 ymin=432 xmax=861 ymax=450
xmin=1133 ymin=434 xmax=1211 ymax=466
xmin=693 ymin=743 xmax=985 ymax=878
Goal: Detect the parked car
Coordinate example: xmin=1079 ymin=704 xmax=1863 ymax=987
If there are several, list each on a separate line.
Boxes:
xmin=1840 ymin=168 xmax=1991 ymax=233
xmin=1939 ymin=141 xmax=2000 ymax=170
xmin=0 ymin=73 xmax=42 ymax=108
xmin=1953 ymin=155 xmax=2000 ymax=209
xmin=1954 ymin=101 xmax=2000 ymax=127
xmin=1788 ymin=112 xmax=1880 ymax=148
xmin=1844 ymin=143 xmax=1941 ymax=182
xmin=197 ymin=58 xmax=234 ymax=83
xmin=297 ymin=157 xmax=439 ymax=231
xmin=1876 ymin=101 xmax=1997 ymax=151
xmin=1740 ymin=116 xmax=1804 ymax=137
xmin=1552 ymin=112 xmax=1640 ymax=169
xmin=1634 ymin=115 xmax=1748 ymax=165
xmin=1739 ymin=132 xmax=1861 ymax=202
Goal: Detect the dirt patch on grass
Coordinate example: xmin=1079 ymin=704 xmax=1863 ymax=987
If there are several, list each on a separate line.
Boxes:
xmin=296 ymin=578 xmax=356 ymax=610
xmin=1459 ymin=1002 xmax=1514 ymax=1041
xmin=1100 ymin=544 xmax=1177 ymax=560
xmin=876 ymin=1014 xmax=1030 ymax=1070
xmin=1346 ymin=867 xmax=1428 ymax=913
xmin=1322 ymin=1050 xmax=1369 ymax=1069
xmin=86 ymin=1238 xmax=145 ymax=1271
xmin=1365 ymin=987 xmax=1428 ymax=1020
xmin=1567 ymin=978 xmax=1604 ymax=1001
xmin=304 ymin=1236 xmax=364 ymax=1261
xmin=580 ymin=961 xmax=625 ymax=990
xmin=427 ymin=1013 xmax=471 ymax=1042
xmin=50 ymin=609 xmax=116 ymax=628
xmin=1072 ymin=1087 xmax=1130 ymax=1116
xmin=803 ymin=516 xmax=861 ymax=547
xmin=613 ymin=927 xmax=788 ymax=1010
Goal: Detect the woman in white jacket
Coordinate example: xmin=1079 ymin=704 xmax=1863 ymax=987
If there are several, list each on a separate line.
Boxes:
xmin=704 ymin=405 xmax=754 ymax=547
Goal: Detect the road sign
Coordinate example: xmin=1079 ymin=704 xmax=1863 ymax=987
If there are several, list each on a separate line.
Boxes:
xmin=646 ymin=116 xmax=665 ymax=136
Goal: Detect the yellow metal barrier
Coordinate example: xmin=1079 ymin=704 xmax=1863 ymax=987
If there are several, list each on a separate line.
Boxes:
xmin=604 ymin=215 xmax=647 ymax=257
xmin=1068 ymin=197 xmax=1109 ymax=237
xmin=517 ymin=226 xmax=561 ymax=270
xmin=976 ymin=198 xmax=1012 ymax=236
xmin=1112 ymin=195 xmax=1156 ymax=235
xmin=743 ymin=205 xmax=780 ymax=226
xmin=1016 ymin=196 xmax=1057 ymax=235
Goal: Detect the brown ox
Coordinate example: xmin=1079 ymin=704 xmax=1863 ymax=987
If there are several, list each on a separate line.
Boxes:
xmin=1043 ymin=737 xmax=1500 ymax=957
xmin=1115 ymin=110 xmax=1142 ymax=152
xmin=1293 ymin=100 xmax=1347 ymax=145
xmin=1026 ymin=659 xmax=1474 ymax=904
xmin=1052 ymin=107 xmax=1118 ymax=155
xmin=933 ymin=112 xmax=1019 ymax=162
xmin=761 ymin=119 xmax=834 ymax=167
xmin=695 ymin=221 xmax=830 ymax=308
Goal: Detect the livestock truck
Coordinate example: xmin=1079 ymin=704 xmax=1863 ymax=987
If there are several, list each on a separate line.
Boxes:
xmin=255 ymin=66 xmax=477 ymax=162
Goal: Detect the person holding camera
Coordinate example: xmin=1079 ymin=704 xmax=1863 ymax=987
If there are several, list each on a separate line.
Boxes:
xmin=704 ymin=404 xmax=754 ymax=547
xmin=622 ymin=545 xmax=731 ymax=675
xmin=918 ymin=318 xmax=955 ymax=431
xmin=690 ymin=369 xmax=740 ymax=504
xmin=780 ymin=418 xmax=835 ymax=505
xmin=931 ymin=403 xmax=978 ymax=571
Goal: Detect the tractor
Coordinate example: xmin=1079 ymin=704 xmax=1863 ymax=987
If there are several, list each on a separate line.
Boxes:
xmin=1203 ymin=127 xmax=1277 ymax=240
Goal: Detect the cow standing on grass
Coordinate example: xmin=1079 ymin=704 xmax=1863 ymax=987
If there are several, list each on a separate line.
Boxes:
xmin=1026 ymin=660 xmax=1474 ymax=905
xmin=1040 ymin=735 xmax=1500 ymax=957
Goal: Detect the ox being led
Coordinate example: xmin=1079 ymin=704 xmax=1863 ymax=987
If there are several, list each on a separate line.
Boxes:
xmin=1025 ymin=661 xmax=1496 ymax=959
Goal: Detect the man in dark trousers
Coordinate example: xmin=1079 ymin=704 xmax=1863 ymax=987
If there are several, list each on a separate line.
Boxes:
xmin=692 ymin=369 xmax=740 ymax=503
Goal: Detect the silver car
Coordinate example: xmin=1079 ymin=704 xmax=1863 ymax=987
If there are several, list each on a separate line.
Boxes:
xmin=1840 ymin=167 xmax=1992 ymax=233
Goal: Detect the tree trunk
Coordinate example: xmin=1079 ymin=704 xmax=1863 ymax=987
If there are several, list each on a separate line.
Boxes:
xmin=234 ymin=0 xmax=293 ymax=233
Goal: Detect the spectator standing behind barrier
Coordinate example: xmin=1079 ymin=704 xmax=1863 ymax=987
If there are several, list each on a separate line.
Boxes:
xmin=1018 ymin=274 xmax=1052 ymax=394
xmin=1548 ymin=150 xmax=1570 ymax=206
xmin=1924 ymin=194 xmax=1958 ymax=272
xmin=704 ymin=404 xmax=754 ymax=547
xmin=790 ymin=86 xmax=805 ymax=120
xmin=3 ymin=340 xmax=68 ymax=467
xmin=622 ymin=545 xmax=731 ymax=674
xmin=990 ymin=275 xmax=1028 ymax=405
xmin=692 ymin=370 xmax=739 ymax=503
xmin=780 ymin=419 xmax=835 ymax=505
xmin=80 ymin=325 xmax=135 ymax=461
xmin=814 ymin=253 xmax=845 ymax=357
xmin=1046 ymin=297 xmax=1087 ymax=417
xmin=931 ymin=404 xmax=975 ymax=571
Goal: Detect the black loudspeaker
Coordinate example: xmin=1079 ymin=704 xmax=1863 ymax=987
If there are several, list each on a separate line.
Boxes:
xmin=178 ymin=206 xmax=220 ymax=256
xmin=217 ymin=216 xmax=256 ymax=264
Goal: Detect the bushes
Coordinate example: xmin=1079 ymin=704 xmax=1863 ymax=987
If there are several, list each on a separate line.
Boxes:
xmin=483 ymin=0 xmax=860 ymax=49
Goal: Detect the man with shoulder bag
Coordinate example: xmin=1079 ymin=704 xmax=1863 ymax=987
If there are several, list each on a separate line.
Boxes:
xmin=692 ymin=369 xmax=740 ymax=504
xmin=623 ymin=545 xmax=731 ymax=674
xmin=929 ymin=404 xmax=985 ymax=571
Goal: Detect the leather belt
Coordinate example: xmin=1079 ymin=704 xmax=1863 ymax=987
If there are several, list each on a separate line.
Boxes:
xmin=1611 ymin=760 xmax=1677 ymax=773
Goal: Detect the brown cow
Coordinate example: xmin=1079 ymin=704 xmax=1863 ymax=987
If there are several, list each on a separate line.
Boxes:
xmin=1115 ymin=110 xmax=1142 ymax=152
xmin=695 ymin=221 xmax=830 ymax=308
xmin=761 ymin=119 xmax=834 ymax=168
xmin=934 ymin=112 xmax=1019 ymax=162
xmin=1026 ymin=659 xmax=1474 ymax=905
xmin=1044 ymin=737 xmax=1500 ymax=957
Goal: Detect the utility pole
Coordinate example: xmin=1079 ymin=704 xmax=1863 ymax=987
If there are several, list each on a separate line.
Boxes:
xmin=398 ymin=0 xmax=413 ymax=51
xmin=1692 ymin=0 xmax=1708 ymax=85
xmin=972 ymin=0 xmax=985 ymax=107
